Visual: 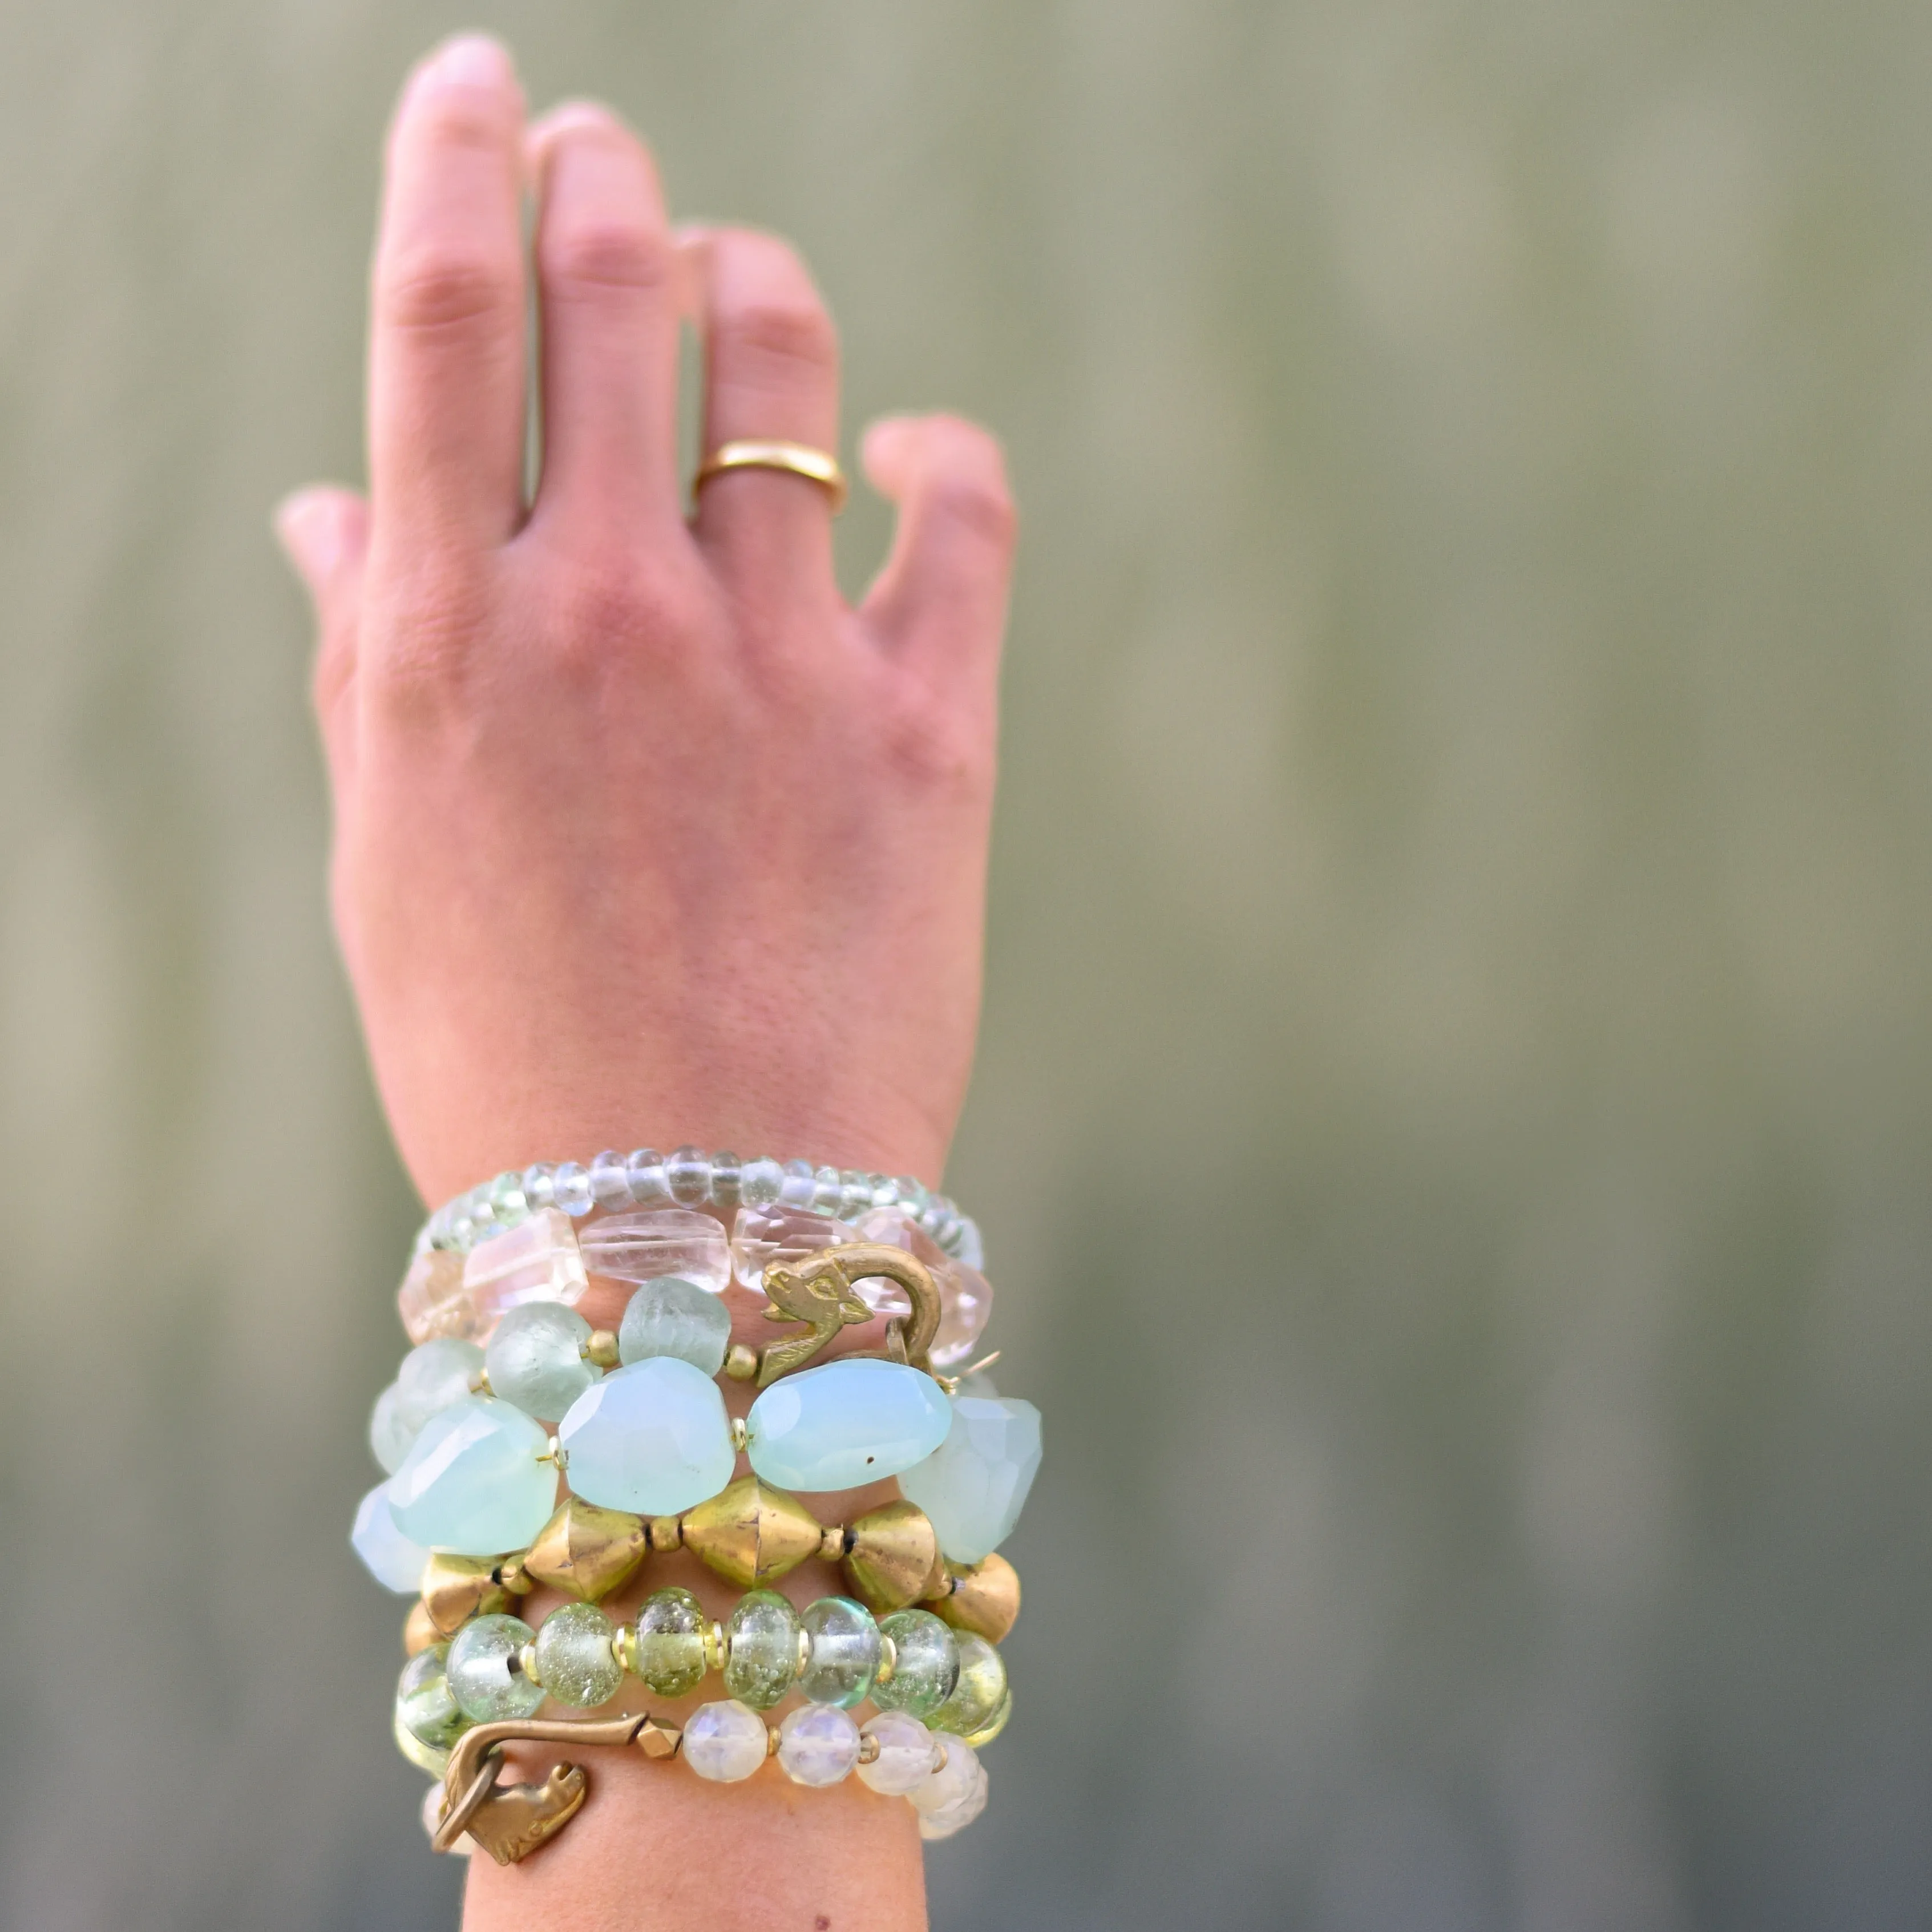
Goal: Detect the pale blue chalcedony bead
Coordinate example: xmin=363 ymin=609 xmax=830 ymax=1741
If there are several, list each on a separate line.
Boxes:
xmin=487 ymin=1302 xmax=600 ymax=1420
xmin=557 ymin=1356 xmax=735 ymax=1515
xmin=447 ymin=1613 xmax=545 ymax=1722
xmin=618 ymin=1276 xmax=732 ymax=1376
xmin=388 ymin=1396 xmax=559 ymax=1555
xmin=351 ymin=1479 xmax=430 ymax=1593
xmin=747 ymin=1359 xmax=952 ymax=1492
xmin=396 ymin=1337 xmax=485 ymax=1433
xmin=369 ymin=1383 xmax=414 ymax=1475
xmin=899 ymin=1396 xmax=1042 ymax=1564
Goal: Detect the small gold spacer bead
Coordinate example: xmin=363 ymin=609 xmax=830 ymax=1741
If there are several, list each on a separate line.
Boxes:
xmin=729 ymin=1416 xmax=750 ymax=1453
xmin=537 ymin=1434 xmax=568 ymax=1471
xmin=517 ymin=1642 xmax=543 ymax=1688
xmin=612 ymin=1625 xmax=635 ymax=1675
xmin=724 ymin=1343 xmax=759 ymax=1382
xmin=585 ymin=1329 xmax=621 ymax=1370
xmin=876 ymin=1635 xmax=898 ymax=1687
xmin=648 ymin=1514 xmax=684 ymax=1553
xmin=703 ymin=1621 xmax=729 ymax=1674
xmin=818 ymin=1523 xmax=847 ymax=1561
xmin=857 ymin=1734 xmax=881 ymax=1765
xmin=469 ymin=1368 xmax=494 ymax=1397
xmin=495 ymin=1556 xmax=531 ymax=1594
xmin=797 ymin=1627 xmax=813 ymax=1675
xmin=765 ymin=1725 xmax=782 ymax=1757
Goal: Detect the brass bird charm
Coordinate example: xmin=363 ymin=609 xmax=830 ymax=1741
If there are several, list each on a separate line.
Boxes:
xmin=755 ymin=1243 xmax=943 ymax=1385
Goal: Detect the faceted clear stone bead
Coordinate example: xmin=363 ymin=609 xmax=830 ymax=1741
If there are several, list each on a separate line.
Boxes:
xmin=396 ymin=1337 xmax=485 ymax=1433
xmin=954 ymin=1218 xmax=985 ymax=1272
xmin=909 ymin=1734 xmax=983 ymax=1814
xmin=899 ymin=1397 xmax=1042 ymax=1563
xmin=916 ymin=1752 xmax=989 ymax=1839
xmin=369 ymin=1383 xmax=415 ymax=1476
xmin=618 ymin=1276 xmax=733 ymax=1375
xmin=777 ymin=1704 xmax=861 ymax=1786
xmin=624 ymin=1149 xmax=673 ymax=1208
xmin=447 ymin=1613 xmax=544 ymax=1722
xmin=930 ymin=1632 xmax=1007 ymax=1736
xmin=872 ymin=1611 xmax=960 ymax=1718
xmin=579 ymin=1209 xmax=730 ymax=1294
xmin=632 ymin=1586 xmax=708 ymax=1697
xmin=535 ymin=1602 xmax=622 ymax=1708
xmin=852 ymin=1209 xmax=991 ymax=1369
xmin=723 ymin=1590 xmax=801 ymax=1709
xmin=683 ymin=1700 xmax=768 ymax=1782
xmin=552 ymin=1162 xmax=595 ymax=1215
xmin=462 ymin=1208 xmax=589 ymax=1333
xmin=666 ymin=1146 xmax=712 ymax=1206
xmin=557 ymin=1356 xmax=735 ymax=1516
xmin=730 ymin=1204 xmax=859 ymax=1293
xmin=746 ymin=1360 xmax=953 ymax=1492
xmin=486 ymin=1302 xmax=599 ymax=1421
xmin=387 ymin=1396 xmax=559 ymax=1555
xmin=398 ymin=1249 xmax=479 ymax=1346
xmin=352 ymin=1480 xmax=429 ymax=1593
xmin=858 ymin=1712 xmax=939 ymax=1795
xmin=397 ymin=1643 xmax=466 ymax=1749
xmin=798 ymin=1596 xmax=880 ymax=1707
xmin=738 ymin=1156 xmax=785 ymax=1209
xmin=589 ymin=1150 xmax=634 ymax=1210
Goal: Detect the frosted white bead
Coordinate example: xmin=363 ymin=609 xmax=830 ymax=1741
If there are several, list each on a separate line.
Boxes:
xmin=777 ymin=1704 xmax=861 ymax=1787
xmin=369 ymin=1383 xmax=415 ymax=1474
xmin=908 ymin=1736 xmax=982 ymax=1814
xmin=486 ymin=1301 xmax=599 ymax=1420
xmin=856 ymin=1712 xmax=939 ymax=1797
xmin=395 ymin=1337 xmax=484 ymax=1433
xmin=916 ymin=1767 xmax=988 ymax=1840
xmin=618 ymin=1276 xmax=733 ymax=1375
xmin=682 ymin=1700 xmax=769 ymax=1783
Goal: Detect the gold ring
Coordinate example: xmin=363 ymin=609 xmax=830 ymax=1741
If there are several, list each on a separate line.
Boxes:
xmin=693 ymin=440 xmax=848 ymax=514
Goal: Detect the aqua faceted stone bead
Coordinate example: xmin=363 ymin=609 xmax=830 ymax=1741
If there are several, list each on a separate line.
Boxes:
xmin=799 ymin=1596 xmax=881 ymax=1707
xmin=447 ymin=1613 xmax=545 ymax=1722
xmin=557 ymin=1356 xmax=735 ymax=1515
xmin=746 ymin=1360 xmax=952 ymax=1492
xmin=486 ymin=1302 xmax=599 ymax=1420
xmin=387 ymin=1396 xmax=559 ymax=1555
xmin=618 ymin=1276 xmax=733 ymax=1375
xmin=351 ymin=1479 xmax=430 ymax=1593
xmin=898 ymin=1396 xmax=1043 ymax=1563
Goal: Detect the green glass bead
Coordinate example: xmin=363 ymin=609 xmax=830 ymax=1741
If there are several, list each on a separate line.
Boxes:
xmin=873 ymin=1610 xmax=960 ymax=1719
xmin=447 ymin=1612 xmax=544 ymax=1723
xmin=396 ymin=1643 xmax=466 ymax=1750
xmin=724 ymin=1589 xmax=801 ymax=1709
xmin=394 ymin=1705 xmax=454 ymax=1778
xmin=633 ymin=1587 xmax=708 ymax=1698
xmin=535 ymin=1602 xmax=623 ymax=1709
xmin=799 ymin=1596 xmax=881 ymax=1708
xmin=929 ymin=1631 xmax=1006 ymax=1735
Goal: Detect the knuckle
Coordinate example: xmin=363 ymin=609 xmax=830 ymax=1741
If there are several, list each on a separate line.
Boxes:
xmin=717 ymin=299 xmax=838 ymax=382
xmin=881 ymin=686 xmax=995 ymax=797
xmin=379 ymin=247 xmax=520 ymax=337
xmin=543 ymin=218 xmax=673 ymax=297
xmin=362 ymin=562 xmax=494 ymax=717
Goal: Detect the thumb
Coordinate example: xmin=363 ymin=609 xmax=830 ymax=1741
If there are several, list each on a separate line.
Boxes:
xmin=274 ymin=485 xmax=370 ymax=786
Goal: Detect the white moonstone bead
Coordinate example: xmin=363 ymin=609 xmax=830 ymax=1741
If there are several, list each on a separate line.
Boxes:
xmin=420 ymin=1782 xmax=474 ymax=1854
xmin=682 ymin=1700 xmax=769 ymax=1783
xmin=917 ymin=1764 xmax=989 ymax=1840
xmin=908 ymin=1735 xmax=983 ymax=1814
xmin=856 ymin=1712 xmax=939 ymax=1796
xmin=777 ymin=1704 xmax=862 ymax=1787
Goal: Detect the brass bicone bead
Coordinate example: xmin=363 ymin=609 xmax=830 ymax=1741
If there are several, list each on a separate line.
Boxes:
xmin=724 ymin=1343 xmax=759 ymax=1382
xmin=584 ymin=1329 xmax=622 ymax=1370
xmin=524 ymin=1497 xmax=648 ymax=1602
xmin=403 ymin=1600 xmax=440 ymax=1658
xmin=634 ymin=1717 xmax=682 ymax=1760
xmin=421 ymin=1552 xmax=515 ymax=1636
xmin=924 ymin=1552 xmax=1022 ymax=1645
xmin=842 ymin=1500 xmax=940 ymax=1612
xmin=681 ymin=1474 xmax=824 ymax=1587
xmin=496 ymin=1556 xmax=533 ymax=1595
xmin=648 ymin=1514 xmax=685 ymax=1553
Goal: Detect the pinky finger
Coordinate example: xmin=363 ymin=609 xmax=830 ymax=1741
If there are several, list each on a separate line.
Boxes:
xmin=275 ymin=486 xmax=371 ymax=793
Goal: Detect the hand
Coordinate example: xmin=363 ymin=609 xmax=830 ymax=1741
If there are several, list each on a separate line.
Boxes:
xmin=276 ymin=32 xmax=1015 ymax=1210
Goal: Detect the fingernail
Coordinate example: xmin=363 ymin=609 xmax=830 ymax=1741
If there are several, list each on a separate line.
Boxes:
xmin=274 ymin=490 xmax=343 ymax=582
xmin=416 ymin=32 xmax=514 ymax=94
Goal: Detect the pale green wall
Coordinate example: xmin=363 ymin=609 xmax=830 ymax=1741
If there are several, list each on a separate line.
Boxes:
xmin=4 ymin=3 xmax=1932 ymax=1927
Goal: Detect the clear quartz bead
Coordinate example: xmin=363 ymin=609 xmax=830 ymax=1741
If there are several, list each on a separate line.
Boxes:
xmin=738 ymin=1156 xmax=785 ymax=1209
xmin=778 ymin=1158 xmax=817 ymax=1209
xmin=777 ymin=1704 xmax=861 ymax=1786
xmin=666 ymin=1146 xmax=712 ymax=1206
xmin=397 ymin=1644 xmax=466 ymax=1749
xmin=579 ymin=1209 xmax=730 ymax=1294
xmin=462 ymin=1208 xmax=590 ymax=1332
xmin=396 ymin=1337 xmax=485 ymax=1433
xmin=552 ymin=1162 xmax=595 ymax=1216
xmin=811 ymin=1166 xmax=843 ymax=1215
xmin=486 ymin=1302 xmax=599 ymax=1420
xmin=398 ymin=1249 xmax=479 ymax=1346
xmin=625 ymin=1149 xmax=672 ymax=1208
xmin=839 ymin=1170 xmax=874 ymax=1219
xmin=589 ymin=1150 xmax=634 ymax=1210
xmin=632 ymin=1586 xmax=708 ymax=1697
xmin=730 ymin=1205 xmax=860 ymax=1293
xmin=954 ymin=1217 xmax=985 ymax=1272
xmin=369 ymin=1383 xmax=415 ymax=1474
xmin=858 ymin=1712 xmax=938 ymax=1796
xmin=929 ymin=1633 xmax=1007 ymax=1735
xmin=853 ymin=1208 xmax=992 ymax=1369
xmin=447 ymin=1614 xmax=544 ymax=1722
xmin=617 ymin=1276 xmax=733 ymax=1375
xmin=872 ymin=1611 xmax=959 ymax=1718
xmin=488 ymin=1170 xmax=529 ymax=1228
xmin=683 ymin=1700 xmax=768 ymax=1783
xmin=724 ymin=1590 xmax=802 ymax=1709
xmin=892 ymin=1178 xmax=929 ymax=1221
xmin=523 ymin=1164 xmax=556 ymax=1211
xmin=799 ymin=1596 xmax=880 ymax=1707
xmin=535 ymin=1602 xmax=623 ymax=1708
xmin=710 ymin=1154 xmax=742 ymax=1211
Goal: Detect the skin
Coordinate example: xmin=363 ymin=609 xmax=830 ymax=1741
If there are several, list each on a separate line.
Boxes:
xmin=276 ymin=31 xmax=1014 ymax=1932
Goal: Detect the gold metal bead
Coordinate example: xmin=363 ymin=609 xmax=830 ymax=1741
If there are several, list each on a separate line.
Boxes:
xmin=818 ymin=1523 xmax=848 ymax=1561
xmin=648 ymin=1514 xmax=685 ymax=1553
xmin=857 ymin=1734 xmax=882 ymax=1765
xmin=765 ymin=1724 xmax=781 ymax=1757
xmin=537 ymin=1434 xmax=567 ymax=1471
xmin=611 ymin=1625 xmax=636 ymax=1675
xmin=702 ymin=1621 xmax=728 ymax=1673
xmin=403 ymin=1600 xmax=441 ymax=1658
xmin=797 ymin=1627 xmax=813 ymax=1675
xmin=523 ymin=1497 xmax=648 ymax=1602
xmin=584 ymin=1329 xmax=622 ymax=1370
xmin=495 ymin=1556 xmax=533 ymax=1595
xmin=681 ymin=1474 xmax=824 ymax=1587
xmin=842 ymin=1500 xmax=940 ymax=1612
xmin=468 ymin=1367 xmax=494 ymax=1397
xmin=634 ymin=1717 xmax=682 ymax=1760
xmin=730 ymin=1416 xmax=750 ymax=1453
xmin=517 ymin=1642 xmax=543 ymax=1688
xmin=724 ymin=1343 xmax=760 ymax=1382
xmin=422 ymin=1553 xmax=515 ymax=1636
xmin=924 ymin=1552 xmax=1022 ymax=1645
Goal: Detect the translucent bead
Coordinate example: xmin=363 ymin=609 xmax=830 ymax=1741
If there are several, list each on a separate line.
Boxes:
xmin=916 ymin=1754 xmax=989 ymax=1838
xmin=777 ymin=1704 xmax=860 ymax=1786
xmin=397 ymin=1643 xmax=466 ymax=1749
xmin=778 ymin=1158 xmax=817 ymax=1209
xmin=891 ymin=1177 xmax=929 ymax=1220
xmin=858 ymin=1712 xmax=939 ymax=1795
xmin=486 ymin=1302 xmax=599 ymax=1421
xmin=851 ymin=1208 xmax=992 ymax=1368
xmin=398 ymin=1248 xmax=479 ymax=1346
xmin=388 ymin=1397 xmax=559 ymax=1555
xmin=394 ymin=1706 xmax=453 ymax=1779
xmin=839 ymin=1170 xmax=874 ymax=1219
xmin=730 ymin=1204 xmax=860 ymax=1293
xmin=522 ymin=1163 xmax=557 ymax=1212
xmin=557 ymin=1356 xmax=735 ymax=1515
xmin=738 ymin=1156 xmax=785 ymax=1209
xmin=552 ymin=1162 xmax=595 ymax=1216
xmin=579 ymin=1209 xmax=730 ymax=1294
xmin=682 ymin=1700 xmax=768 ymax=1783
xmin=447 ymin=1613 xmax=544 ymax=1722
xmin=746 ymin=1360 xmax=953 ymax=1492
xmin=811 ymin=1165 xmax=843 ymax=1215
xmin=395 ymin=1337 xmax=485 ymax=1433
xmin=369 ymin=1383 xmax=415 ymax=1475
xmin=462 ymin=1208 xmax=590 ymax=1331
xmin=618 ymin=1276 xmax=732 ymax=1376
xmin=930 ymin=1632 xmax=1007 ymax=1736
xmin=420 ymin=1781 xmax=473 ymax=1850
xmin=710 ymin=1152 xmax=742 ymax=1210
xmin=954 ymin=1218 xmax=985 ymax=1272
xmin=535 ymin=1602 xmax=622 ymax=1708
xmin=899 ymin=1396 xmax=1042 ymax=1563
xmin=589 ymin=1149 xmax=634 ymax=1211
xmin=724 ymin=1590 xmax=801 ymax=1708
xmin=909 ymin=1734 xmax=983 ymax=1815
xmin=666 ymin=1146 xmax=712 ymax=1205
xmin=798 ymin=1596 xmax=880 ymax=1707
xmin=872 ymin=1611 xmax=959 ymax=1718
xmin=624 ymin=1148 xmax=672 ymax=1208
xmin=488 ymin=1170 xmax=530 ymax=1228
xmin=352 ymin=1479 xmax=429 ymax=1593
xmin=632 ymin=1586 xmax=708 ymax=1697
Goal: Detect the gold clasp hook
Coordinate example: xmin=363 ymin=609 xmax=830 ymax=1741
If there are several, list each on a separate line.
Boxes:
xmin=755 ymin=1243 xmax=941 ymax=1385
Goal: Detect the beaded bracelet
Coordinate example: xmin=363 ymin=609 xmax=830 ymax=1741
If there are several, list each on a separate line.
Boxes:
xmin=416 ymin=1145 xmax=983 ymax=1269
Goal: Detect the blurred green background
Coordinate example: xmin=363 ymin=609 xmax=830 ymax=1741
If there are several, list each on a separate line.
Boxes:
xmin=5 ymin=1 xmax=1932 ymax=1927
